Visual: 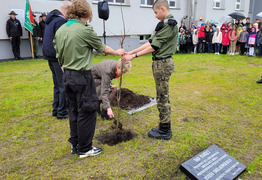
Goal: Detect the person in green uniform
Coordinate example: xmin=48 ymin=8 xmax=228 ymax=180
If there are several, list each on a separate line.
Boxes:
xmin=54 ymin=0 xmax=125 ymax=158
xmin=122 ymin=0 xmax=178 ymax=140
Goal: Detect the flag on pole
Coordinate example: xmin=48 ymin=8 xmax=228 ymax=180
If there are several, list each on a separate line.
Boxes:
xmin=24 ymin=0 xmax=34 ymax=34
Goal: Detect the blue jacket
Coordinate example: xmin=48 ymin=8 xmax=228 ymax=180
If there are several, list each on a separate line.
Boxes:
xmin=42 ymin=9 xmax=66 ymax=61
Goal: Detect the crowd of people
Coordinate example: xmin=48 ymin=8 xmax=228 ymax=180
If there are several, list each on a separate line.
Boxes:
xmin=177 ymin=18 xmax=262 ymax=57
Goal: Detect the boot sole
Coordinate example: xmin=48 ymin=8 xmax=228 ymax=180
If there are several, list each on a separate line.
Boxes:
xmin=148 ymin=133 xmax=172 ymax=140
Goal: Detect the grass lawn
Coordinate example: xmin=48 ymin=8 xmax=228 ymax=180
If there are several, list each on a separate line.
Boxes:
xmin=0 ymin=54 xmax=262 ymax=179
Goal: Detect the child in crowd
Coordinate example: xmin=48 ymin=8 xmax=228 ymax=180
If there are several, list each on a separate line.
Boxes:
xmin=212 ymin=26 xmax=222 ymax=55
xmin=238 ymin=26 xmax=249 ymax=55
xmin=258 ymin=26 xmax=262 ymax=57
xmin=198 ymin=26 xmax=206 ymax=53
xmin=205 ymin=26 xmax=214 ymax=53
xmin=229 ymin=25 xmax=239 ymax=55
xmin=236 ymin=25 xmax=243 ymax=54
xmin=222 ymin=28 xmax=230 ymax=54
xmin=185 ymin=30 xmax=193 ymax=54
xmin=247 ymin=27 xmax=257 ymax=57
xmin=193 ymin=29 xmax=198 ymax=54
xmin=179 ymin=28 xmax=186 ymax=53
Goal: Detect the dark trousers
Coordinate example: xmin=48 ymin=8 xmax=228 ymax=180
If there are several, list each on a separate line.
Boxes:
xmin=240 ymin=42 xmax=246 ymax=55
xmin=198 ymin=41 xmax=205 ymax=53
xmin=64 ymin=70 xmax=98 ymax=152
xmin=48 ymin=61 xmax=67 ymax=117
xmin=180 ymin=44 xmax=186 ymax=53
xmin=207 ymin=42 xmax=213 ymax=53
xmin=222 ymin=45 xmax=228 ymax=54
xmin=11 ymin=36 xmax=21 ymax=58
xmin=214 ymin=43 xmax=220 ymax=53
xmin=186 ymin=43 xmax=192 ymax=53
xmin=258 ymin=44 xmax=262 ymax=56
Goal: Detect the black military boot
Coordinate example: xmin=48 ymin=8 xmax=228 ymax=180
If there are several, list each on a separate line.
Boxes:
xmin=256 ymin=78 xmax=262 ymax=84
xmin=148 ymin=123 xmax=172 ymax=140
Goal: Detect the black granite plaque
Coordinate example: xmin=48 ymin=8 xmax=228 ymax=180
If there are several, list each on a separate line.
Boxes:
xmin=180 ymin=144 xmax=246 ymax=180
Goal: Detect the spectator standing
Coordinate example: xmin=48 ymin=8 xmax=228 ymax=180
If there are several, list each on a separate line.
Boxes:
xmin=39 ymin=13 xmax=46 ymax=42
xmin=257 ymin=26 xmax=262 ymax=57
xmin=205 ymin=26 xmax=214 ymax=53
xmin=229 ymin=25 xmax=239 ymax=55
xmin=222 ymin=28 xmax=230 ymax=54
xmin=236 ymin=25 xmax=243 ymax=54
xmin=179 ymin=21 xmax=187 ymax=31
xmin=245 ymin=17 xmax=250 ymax=29
xmin=179 ymin=29 xmax=186 ymax=53
xmin=193 ymin=29 xmax=198 ymax=54
xmin=247 ymin=27 xmax=257 ymax=57
xmin=42 ymin=1 xmax=71 ymax=119
xmin=238 ymin=26 xmax=249 ymax=55
xmin=198 ymin=26 xmax=206 ymax=53
xmin=185 ymin=30 xmax=193 ymax=54
xmin=6 ymin=11 xmax=23 ymax=60
xmin=212 ymin=26 xmax=222 ymax=55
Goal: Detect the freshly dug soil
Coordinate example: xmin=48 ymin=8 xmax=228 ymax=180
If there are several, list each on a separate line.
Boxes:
xmin=97 ymin=129 xmax=137 ymax=146
xmin=111 ymin=88 xmax=151 ymax=110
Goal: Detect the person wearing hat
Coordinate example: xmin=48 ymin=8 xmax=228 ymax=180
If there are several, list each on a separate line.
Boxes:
xmin=27 ymin=13 xmax=40 ymax=58
xmin=39 ymin=13 xmax=46 ymax=42
xmin=6 ymin=11 xmax=23 ymax=60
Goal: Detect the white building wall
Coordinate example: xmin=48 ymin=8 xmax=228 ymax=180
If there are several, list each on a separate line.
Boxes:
xmin=0 ymin=0 xmax=254 ymax=60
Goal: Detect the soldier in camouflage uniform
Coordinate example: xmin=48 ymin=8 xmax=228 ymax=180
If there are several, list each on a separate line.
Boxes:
xmin=122 ymin=0 xmax=178 ymax=140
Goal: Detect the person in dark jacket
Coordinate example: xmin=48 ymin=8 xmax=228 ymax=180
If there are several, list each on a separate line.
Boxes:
xmin=28 ymin=14 xmax=40 ymax=58
xmin=92 ymin=60 xmax=131 ymax=120
xmin=205 ymin=26 xmax=214 ymax=53
xmin=39 ymin=13 xmax=46 ymax=42
xmin=185 ymin=30 xmax=192 ymax=54
xmin=42 ymin=1 xmax=71 ymax=119
xmin=6 ymin=11 xmax=23 ymax=60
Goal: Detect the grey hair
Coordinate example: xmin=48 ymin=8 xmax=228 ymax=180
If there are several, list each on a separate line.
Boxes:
xmin=117 ymin=60 xmax=132 ymax=73
xmin=60 ymin=0 xmax=72 ymax=10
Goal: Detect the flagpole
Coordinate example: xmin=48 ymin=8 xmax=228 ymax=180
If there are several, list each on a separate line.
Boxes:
xmin=30 ymin=32 xmax=34 ymax=59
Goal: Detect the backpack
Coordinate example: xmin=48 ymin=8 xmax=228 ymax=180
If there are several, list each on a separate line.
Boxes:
xmin=98 ymin=1 xmax=109 ymax=20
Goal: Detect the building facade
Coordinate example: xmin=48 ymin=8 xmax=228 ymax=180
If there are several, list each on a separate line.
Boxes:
xmin=1 ymin=0 xmax=260 ymax=60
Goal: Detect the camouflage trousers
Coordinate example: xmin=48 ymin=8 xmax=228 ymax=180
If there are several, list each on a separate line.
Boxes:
xmin=152 ymin=57 xmax=175 ymax=124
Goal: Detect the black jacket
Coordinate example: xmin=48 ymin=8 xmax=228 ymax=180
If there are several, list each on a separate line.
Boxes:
xmin=39 ymin=20 xmax=46 ymax=38
xmin=28 ymin=19 xmax=40 ymax=37
xmin=6 ymin=18 xmax=22 ymax=37
xmin=42 ymin=9 xmax=67 ymax=61
xmin=205 ymin=31 xmax=214 ymax=42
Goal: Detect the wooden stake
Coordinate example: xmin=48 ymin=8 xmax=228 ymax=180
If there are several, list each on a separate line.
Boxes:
xmin=30 ymin=32 xmax=34 ymax=59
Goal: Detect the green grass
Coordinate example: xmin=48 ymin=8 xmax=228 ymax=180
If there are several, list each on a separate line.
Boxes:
xmin=0 ymin=54 xmax=262 ymax=179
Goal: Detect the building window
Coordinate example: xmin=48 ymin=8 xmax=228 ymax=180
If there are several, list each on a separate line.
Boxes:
xmin=139 ymin=34 xmax=151 ymax=42
xmin=213 ymin=0 xmax=221 ymax=9
xmin=235 ymin=0 xmax=241 ymax=10
xmin=141 ymin=0 xmax=176 ymax=8
xmin=93 ymin=0 xmax=125 ymax=4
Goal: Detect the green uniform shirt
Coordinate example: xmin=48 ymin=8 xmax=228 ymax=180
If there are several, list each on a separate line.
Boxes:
xmin=149 ymin=14 xmax=178 ymax=58
xmin=54 ymin=19 xmax=106 ymax=71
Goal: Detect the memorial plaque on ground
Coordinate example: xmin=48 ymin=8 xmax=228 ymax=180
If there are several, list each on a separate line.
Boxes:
xmin=180 ymin=144 xmax=246 ymax=180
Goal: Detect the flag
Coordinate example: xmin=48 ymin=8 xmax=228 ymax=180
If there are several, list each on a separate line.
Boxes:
xmin=24 ymin=0 xmax=34 ymax=34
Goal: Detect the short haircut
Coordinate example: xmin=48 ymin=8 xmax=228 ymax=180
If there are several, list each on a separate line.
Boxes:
xmin=246 ymin=17 xmax=250 ymax=20
xmin=153 ymin=0 xmax=169 ymax=10
xmin=60 ymin=1 xmax=72 ymax=10
xmin=117 ymin=60 xmax=132 ymax=74
xmin=67 ymin=0 xmax=92 ymax=22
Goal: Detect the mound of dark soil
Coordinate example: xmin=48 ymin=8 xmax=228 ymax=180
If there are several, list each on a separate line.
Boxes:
xmin=111 ymin=88 xmax=151 ymax=110
xmin=97 ymin=129 xmax=137 ymax=146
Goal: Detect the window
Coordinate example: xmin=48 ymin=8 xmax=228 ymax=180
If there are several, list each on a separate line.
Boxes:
xmin=213 ymin=0 xmax=221 ymax=8
xmin=93 ymin=0 xmax=125 ymax=4
xmin=141 ymin=0 xmax=176 ymax=8
xmin=139 ymin=34 xmax=151 ymax=42
xmin=235 ymin=0 xmax=241 ymax=10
